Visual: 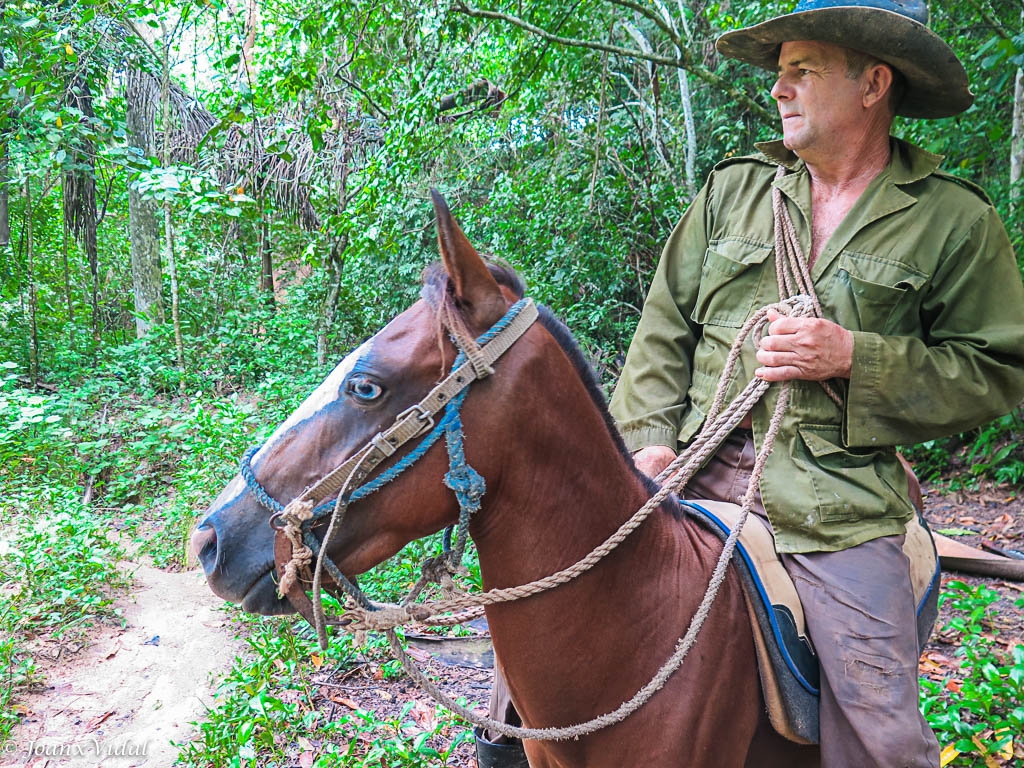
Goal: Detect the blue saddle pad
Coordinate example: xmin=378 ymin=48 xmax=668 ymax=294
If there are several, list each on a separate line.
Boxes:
xmin=682 ymin=500 xmax=940 ymax=744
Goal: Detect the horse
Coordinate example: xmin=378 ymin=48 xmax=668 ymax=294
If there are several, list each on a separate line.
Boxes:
xmin=191 ymin=191 xmax=820 ymax=767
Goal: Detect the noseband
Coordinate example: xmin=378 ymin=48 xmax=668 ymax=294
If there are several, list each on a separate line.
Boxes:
xmin=239 ymin=298 xmax=539 ymax=644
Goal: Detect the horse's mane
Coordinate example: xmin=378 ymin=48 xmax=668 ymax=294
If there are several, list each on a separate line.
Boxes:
xmin=421 ymin=259 xmax=679 ymax=520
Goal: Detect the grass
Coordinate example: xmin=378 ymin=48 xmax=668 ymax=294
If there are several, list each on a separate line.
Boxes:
xmin=174 ymin=607 xmax=474 ymax=768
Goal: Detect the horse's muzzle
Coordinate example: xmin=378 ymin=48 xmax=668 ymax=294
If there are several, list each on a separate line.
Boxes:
xmin=190 ymin=515 xmax=293 ymax=616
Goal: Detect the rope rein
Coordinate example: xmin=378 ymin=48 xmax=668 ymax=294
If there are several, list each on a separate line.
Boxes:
xmin=242 ymin=170 xmax=840 ymax=741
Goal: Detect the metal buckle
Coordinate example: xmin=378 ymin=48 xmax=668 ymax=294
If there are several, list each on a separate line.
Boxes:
xmin=395 ymin=404 xmax=435 ymax=438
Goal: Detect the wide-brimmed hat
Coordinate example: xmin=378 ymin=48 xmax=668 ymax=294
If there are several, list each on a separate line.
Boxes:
xmin=716 ymin=0 xmax=973 ymax=119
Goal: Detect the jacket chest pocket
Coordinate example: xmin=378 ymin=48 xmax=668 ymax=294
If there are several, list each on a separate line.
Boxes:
xmin=835 ymin=253 xmax=928 ymax=333
xmin=691 ymin=239 xmax=773 ymax=328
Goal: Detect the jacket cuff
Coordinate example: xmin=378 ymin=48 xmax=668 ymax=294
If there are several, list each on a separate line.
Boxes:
xmin=618 ymin=426 xmax=679 ymax=455
xmin=843 ymin=331 xmax=883 ymax=447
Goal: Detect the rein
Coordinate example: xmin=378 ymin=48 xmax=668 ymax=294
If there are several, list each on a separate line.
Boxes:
xmin=239 ymin=169 xmax=840 ymax=742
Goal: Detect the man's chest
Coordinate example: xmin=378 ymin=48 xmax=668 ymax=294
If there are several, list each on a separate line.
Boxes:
xmin=809 ymin=193 xmax=861 ymax=266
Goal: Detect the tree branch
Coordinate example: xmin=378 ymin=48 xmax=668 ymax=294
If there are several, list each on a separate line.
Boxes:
xmin=609 ymin=0 xmax=685 ymax=51
xmin=453 ymin=2 xmax=774 ymax=124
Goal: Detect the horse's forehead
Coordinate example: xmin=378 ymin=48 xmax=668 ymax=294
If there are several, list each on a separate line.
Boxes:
xmin=252 ymin=302 xmax=432 ymax=460
xmin=214 ymin=303 xmax=437 ymax=509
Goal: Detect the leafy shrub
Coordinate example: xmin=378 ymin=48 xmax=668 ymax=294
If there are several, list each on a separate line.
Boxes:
xmin=921 ymin=581 xmax=1024 ymax=766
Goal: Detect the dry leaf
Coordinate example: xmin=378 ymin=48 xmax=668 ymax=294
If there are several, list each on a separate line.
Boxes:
xmin=407 ymin=646 xmax=432 ymax=663
xmin=86 ymin=710 xmax=115 ymax=732
xmin=407 ymin=699 xmax=437 ymax=732
xmin=330 ymin=696 xmax=360 ymax=710
xmin=940 ymin=744 xmax=960 ymax=767
xmin=994 ymin=729 xmax=1014 ymax=760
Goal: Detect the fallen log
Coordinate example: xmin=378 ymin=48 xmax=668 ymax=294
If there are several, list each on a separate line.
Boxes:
xmin=934 ymin=533 xmax=1024 ymax=581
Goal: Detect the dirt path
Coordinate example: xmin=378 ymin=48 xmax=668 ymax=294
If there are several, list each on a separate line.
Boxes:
xmin=4 ymin=563 xmax=243 ymax=768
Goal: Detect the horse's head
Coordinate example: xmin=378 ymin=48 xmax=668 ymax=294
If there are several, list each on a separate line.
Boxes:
xmin=191 ymin=191 xmax=531 ymax=615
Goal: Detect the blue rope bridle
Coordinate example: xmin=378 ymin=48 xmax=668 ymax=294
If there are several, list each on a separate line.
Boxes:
xmin=238 ymin=298 xmax=535 ymax=637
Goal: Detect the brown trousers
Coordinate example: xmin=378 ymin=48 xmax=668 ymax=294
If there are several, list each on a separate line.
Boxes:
xmin=684 ymin=431 xmax=940 ymax=768
xmin=487 ymin=431 xmax=941 ymax=767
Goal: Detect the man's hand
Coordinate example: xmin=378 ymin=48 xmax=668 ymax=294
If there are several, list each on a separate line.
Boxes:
xmin=632 ymin=445 xmax=676 ymax=479
xmin=755 ymin=309 xmax=853 ymax=382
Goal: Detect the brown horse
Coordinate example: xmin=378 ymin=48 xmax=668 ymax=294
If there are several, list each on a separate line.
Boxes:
xmin=191 ymin=192 xmax=820 ymax=767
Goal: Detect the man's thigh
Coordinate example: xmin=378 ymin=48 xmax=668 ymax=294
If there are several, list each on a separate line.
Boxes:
xmin=785 ymin=537 xmax=939 ymax=767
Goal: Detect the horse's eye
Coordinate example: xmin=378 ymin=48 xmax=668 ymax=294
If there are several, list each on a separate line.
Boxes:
xmin=345 ymin=374 xmax=384 ymax=402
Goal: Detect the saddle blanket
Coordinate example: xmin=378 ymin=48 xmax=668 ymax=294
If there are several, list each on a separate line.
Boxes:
xmin=683 ymin=499 xmax=941 ymax=745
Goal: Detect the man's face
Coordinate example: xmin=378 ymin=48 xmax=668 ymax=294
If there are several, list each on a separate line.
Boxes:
xmin=771 ymin=41 xmax=870 ymax=155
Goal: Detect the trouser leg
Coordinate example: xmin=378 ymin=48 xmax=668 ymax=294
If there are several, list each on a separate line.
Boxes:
xmin=785 ymin=541 xmax=939 ymax=768
xmin=486 ymin=663 xmax=522 ymax=743
xmin=684 ymin=430 xmax=939 ymax=767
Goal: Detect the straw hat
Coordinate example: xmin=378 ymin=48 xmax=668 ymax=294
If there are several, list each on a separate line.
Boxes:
xmin=716 ymin=0 xmax=973 ymax=118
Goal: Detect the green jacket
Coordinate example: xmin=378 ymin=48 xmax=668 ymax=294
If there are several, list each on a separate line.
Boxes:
xmin=610 ymin=138 xmax=1024 ymax=553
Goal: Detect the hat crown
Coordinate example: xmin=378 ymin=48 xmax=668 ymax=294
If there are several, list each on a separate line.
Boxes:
xmin=792 ymin=0 xmax=928 ymax=25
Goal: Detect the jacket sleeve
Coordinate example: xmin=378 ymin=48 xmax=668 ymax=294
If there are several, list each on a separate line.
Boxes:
xmin=844 ymin=205 xmax=1024 ymax=447
xmin=609 ymin=182 xmax=711 ymax=454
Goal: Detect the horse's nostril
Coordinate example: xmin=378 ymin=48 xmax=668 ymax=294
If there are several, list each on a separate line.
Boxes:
xmin=189 ymin=524 xmax=218 ymax=563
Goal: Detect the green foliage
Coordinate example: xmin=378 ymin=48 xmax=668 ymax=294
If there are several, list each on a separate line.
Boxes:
xmin=176 ymin=610 xmax=472 ymax=768
xmin=921 ymin=581 xmax=1024 ymax=765
xmin=0 ymin=388 xmax=130 ymax=742
xmin=904 ymin=410 xmax=1024 ymax=489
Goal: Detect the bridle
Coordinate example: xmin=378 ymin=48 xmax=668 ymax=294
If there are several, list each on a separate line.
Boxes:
xmin=239 ymin=297 xmax=539 ymax=646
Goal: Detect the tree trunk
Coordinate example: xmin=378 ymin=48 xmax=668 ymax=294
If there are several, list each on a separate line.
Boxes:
xmin=671 ymin=0 xmax=697 ymax=199
xmin=258 ymin=208 xmax=275 ymax=309
xmin=164 ymin=200 xmax=185 ymax=392
xmin=1011 ymin=66 xmax=1023 ymax=217
xmin=316 ymin=239 xmax=346 ymax=366
xmin=160 ymin=22 xmax=186 ymax=392
xmin=62 ymin=213 xmax=74 ymax=325
xmin=0 ymin=47 xmax=10 ymax=250
xmin=0 ymin=152 xmax=9 ymax=250
xmin=125 ymin=67 xmax=165 ymax=337
xmin=24 ymin=178 xmax=38 ymax=387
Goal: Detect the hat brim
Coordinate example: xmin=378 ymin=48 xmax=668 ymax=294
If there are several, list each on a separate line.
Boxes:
xmin=716 ymin=7 xmax=973 ymax=119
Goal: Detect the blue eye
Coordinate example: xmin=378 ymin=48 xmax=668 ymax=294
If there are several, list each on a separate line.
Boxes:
xmin=345 ymin=374 xmax=384 ymax=402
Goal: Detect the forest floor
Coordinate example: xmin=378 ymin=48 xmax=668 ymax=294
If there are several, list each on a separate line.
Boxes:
xmin=3 ymin=559 xmax=246 ymax=768
xmin=2 ymin=480 xmax=1022 ymax=768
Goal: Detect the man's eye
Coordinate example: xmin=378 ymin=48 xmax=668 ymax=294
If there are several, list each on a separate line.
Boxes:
xmin=345 ymin=375 xmax=384 ymax=402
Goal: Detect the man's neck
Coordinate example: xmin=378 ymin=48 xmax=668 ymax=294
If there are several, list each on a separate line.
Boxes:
xmin=799 ymin=130 xmax=892 ymax=265
xmin=800 ymin=131 xmax=892 ymax=196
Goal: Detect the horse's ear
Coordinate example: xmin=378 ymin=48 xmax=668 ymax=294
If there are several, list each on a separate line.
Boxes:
xmin=431 ymin=189 xmax=506 ymax=329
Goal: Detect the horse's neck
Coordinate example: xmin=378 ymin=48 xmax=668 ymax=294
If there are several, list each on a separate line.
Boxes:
xmin=470 ymin=385 xmax=688 ymax=622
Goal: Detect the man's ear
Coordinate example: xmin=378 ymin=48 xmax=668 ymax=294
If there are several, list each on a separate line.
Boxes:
xmin=862 ymin=63 xmax=895 ymax=111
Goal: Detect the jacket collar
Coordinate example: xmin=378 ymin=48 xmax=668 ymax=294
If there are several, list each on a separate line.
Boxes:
xmin=751 ymin=137 xmax=945 ymax=278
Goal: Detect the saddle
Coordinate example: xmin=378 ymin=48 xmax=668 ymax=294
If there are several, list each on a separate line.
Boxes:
xmin=684 ymin=499 xmax=941 ymax=745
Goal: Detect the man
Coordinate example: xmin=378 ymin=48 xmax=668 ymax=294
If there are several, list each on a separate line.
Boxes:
xmin=610 ymin=0 xmax=1024 ymax=765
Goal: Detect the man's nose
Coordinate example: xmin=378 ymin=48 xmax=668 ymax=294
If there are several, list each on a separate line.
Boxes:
xmin=770 ymin=76 xmax=790 ymax=102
